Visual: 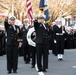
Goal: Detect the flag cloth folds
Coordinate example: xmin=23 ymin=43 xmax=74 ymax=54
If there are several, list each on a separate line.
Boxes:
xmin=26 ymin=0 xmax=33 ymax=25
xmin=39 ymin=0 xmax=50 ymax=24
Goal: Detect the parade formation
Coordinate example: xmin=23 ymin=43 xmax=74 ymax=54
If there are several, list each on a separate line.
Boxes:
xmin=0 ymin=0 xmax=76 ymax=75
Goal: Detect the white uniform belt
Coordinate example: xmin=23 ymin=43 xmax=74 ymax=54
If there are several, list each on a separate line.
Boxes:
xmin=56 ymin=33 xmax=63 ymax=35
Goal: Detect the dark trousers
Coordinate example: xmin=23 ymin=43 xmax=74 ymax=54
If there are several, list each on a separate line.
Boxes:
xmin=36 ymin=44 xmax=48 ymax=70
xmin=53 ymin=43 xmax=57 ymax=56
xmin=6 ymin=45 xmax=18 ymax=72
xmin=56 ymin=39 xmax=64 ymax=54
xmin=22 ymin=44 xmax=30 ymax=63
xmin=30 ymin=46 xmax=36 ymax=66
xmin=74 ymin=39 xmax=76 ymax=48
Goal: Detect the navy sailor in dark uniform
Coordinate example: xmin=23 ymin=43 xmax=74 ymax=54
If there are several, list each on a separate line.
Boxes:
xmin=4 ymin=16 xmax=22 ymax=74
xmin=21 ymin=19 xmax=31 ymax=64
xmin=34 ymin=15 xmax=50 ymax=72
xmin=53 ymin=17 xmax=66 ymax=61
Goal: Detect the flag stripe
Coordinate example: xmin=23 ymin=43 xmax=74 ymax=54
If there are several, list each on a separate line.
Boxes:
xmin=26 ymin=0 xmax=33 ymax=25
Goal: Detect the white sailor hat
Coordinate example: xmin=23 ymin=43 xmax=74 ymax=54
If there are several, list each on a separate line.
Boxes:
xmin=65 ymin=26 xmax=72 ymax=31
xmin=38 ymin=14 xmax=46 ymax=19
xmin=55 ymin=16 xmax=62 ymax=22
xmin=9 ymin=16 xmax=16 ymax=21
xmin=15 ymin=19 xmax=23 ymax=26
xmin=23 ymin=19 xmax=29 ymax=23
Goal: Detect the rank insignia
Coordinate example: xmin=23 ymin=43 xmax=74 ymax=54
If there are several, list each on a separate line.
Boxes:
xmin=40 ymin=24 xmax=42 ymax=27
xmin=23 ymin=29 xmax=25 ymax=31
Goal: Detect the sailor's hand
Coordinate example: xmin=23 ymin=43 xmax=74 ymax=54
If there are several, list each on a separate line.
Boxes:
xmin=54 ymin=39 xmax=57 ymax=43
xmin=18 ymin=42 xmax=22 ymax=48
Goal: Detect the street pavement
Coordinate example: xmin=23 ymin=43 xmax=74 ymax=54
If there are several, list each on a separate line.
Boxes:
xmin=0 ymin=49 xmax=76 ymax=75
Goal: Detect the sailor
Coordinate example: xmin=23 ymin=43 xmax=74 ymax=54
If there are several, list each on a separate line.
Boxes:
xmin=53 ymin=17 xmax=66 ymax=60
xmin=34 ymin=14 xmax=50 ymax=72
xmin=21 ymin=19 xmax=31 ymax=64
xmin=4 ymin=16 xmax=22 ymax=74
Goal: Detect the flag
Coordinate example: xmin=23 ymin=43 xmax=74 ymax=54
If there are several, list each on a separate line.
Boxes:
xmin=26 ymin=0 xmax=33 ymax=25
xmin=39 ymin=0 xmax=50 ymax=24
xmin=39 ymin=0 xmax=44 ymax=11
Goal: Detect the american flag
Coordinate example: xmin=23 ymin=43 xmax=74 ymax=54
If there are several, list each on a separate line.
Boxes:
xmin=26 ymin=0 xmax=33 ymax=25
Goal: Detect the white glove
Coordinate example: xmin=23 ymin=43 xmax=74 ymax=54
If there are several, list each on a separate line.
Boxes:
xmin=62 ymin=31 xmax=65 ymax=34
xmin=54 ymin=39 xmax=57 ymax=43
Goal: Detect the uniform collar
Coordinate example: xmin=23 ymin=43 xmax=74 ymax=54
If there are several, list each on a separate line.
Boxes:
xmin=13 ymin=25 xmax=16 ymax=30
xmin=23 ymin=24 xmax=29 ymax=29
xmin=57 ymin=25 xmax=62 ymax=28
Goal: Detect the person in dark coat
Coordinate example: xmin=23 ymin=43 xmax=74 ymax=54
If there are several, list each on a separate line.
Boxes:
xmin=50 ymin=22 xmax=57 ymax=56
xmin=34 ymin=15 xmax=50 ymax=72
xmin=65 ymin=28 xmax=72 ymax=49
xmin=53 ymin=17 xmax=66 ymax=61
xmin=73 ymin=30 xmax=76 ymax=48
xmin=0 ymin=30 xmax=5 ymax=56
xmin=31 ymin=31 xmax=36 ymax=68
xmin=70 ymin=29 xmax=74 ymax=49
xmin=4 ymin=16 xmax=22 ymax=74
xmin=26 ymin=26 xmax=36 ymax=68
xmin=21 ymin=19 xmax=31 ymax=64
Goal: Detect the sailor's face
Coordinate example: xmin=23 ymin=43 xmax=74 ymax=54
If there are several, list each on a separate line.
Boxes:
xmin=9 ymin=20 xmax=15 ymax=25
xmin=56 ymin=21 xmax=62 ymax=25
xmin=23 ymin=22 xmax=28 ymax=26
xmin=39 ymin=18 xmax=44 ymax=23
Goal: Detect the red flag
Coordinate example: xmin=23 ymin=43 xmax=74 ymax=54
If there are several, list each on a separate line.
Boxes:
xmin=26 ymin=0 xmax=33 ymax=25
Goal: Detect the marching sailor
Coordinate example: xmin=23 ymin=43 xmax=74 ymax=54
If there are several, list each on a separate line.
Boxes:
xmin=53 ymin=17 xmax=66 ymax=61
xmin=34 ymin=14 xmax=50 ymax=72
xmin=4 ymin=16 xmax=22 ymax=74
xmin=21 ymin=19 xmax=31 ymax=64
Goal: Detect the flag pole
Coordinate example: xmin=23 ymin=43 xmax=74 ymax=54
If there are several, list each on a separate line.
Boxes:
xmin=12 ymin=4 xmax=14 ymax=16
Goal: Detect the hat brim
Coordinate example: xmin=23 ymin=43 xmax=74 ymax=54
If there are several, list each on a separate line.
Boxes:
xmin=9 ymin=18 xmax=15 ymax=21
xmin=23 ymin=21 xmax=29 ymax=23
xmin=9 ymin=16 xmax=16 ymax=21
xmin=38 ymin=17 xmax=45 ymax=19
